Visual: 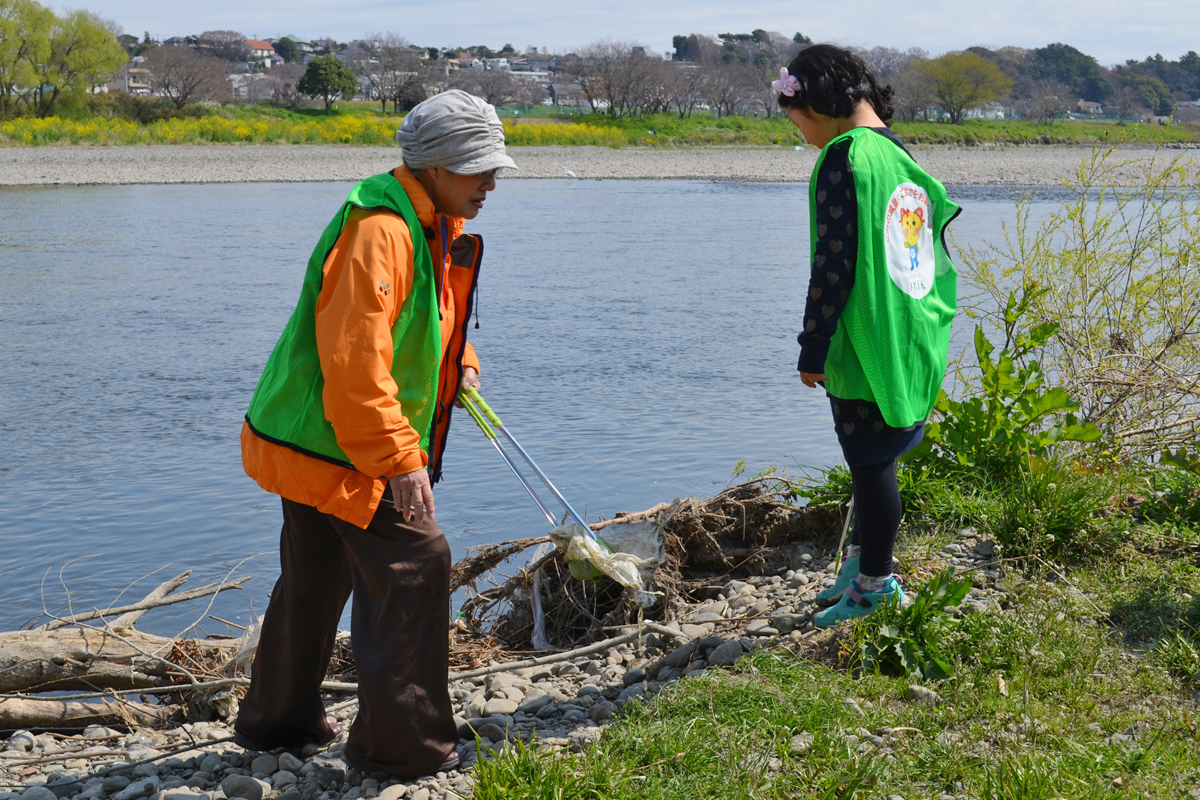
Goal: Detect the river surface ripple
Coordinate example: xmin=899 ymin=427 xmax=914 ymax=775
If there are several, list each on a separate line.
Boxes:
xmin=0 ymin=179 xmax=1063 ymax=634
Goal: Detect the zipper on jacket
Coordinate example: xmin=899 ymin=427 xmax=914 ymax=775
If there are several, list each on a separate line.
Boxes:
xmin=428 ymin=235 xmax=483 ymax=483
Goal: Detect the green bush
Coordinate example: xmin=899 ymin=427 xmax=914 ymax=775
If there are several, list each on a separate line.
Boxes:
xmin=85 ymin=93 xmax=206 ymax=123
xmin=989 ymin=464 xmax=1111 ymax=557
xmin=910 ymin=287 xmax=1101 ymax=477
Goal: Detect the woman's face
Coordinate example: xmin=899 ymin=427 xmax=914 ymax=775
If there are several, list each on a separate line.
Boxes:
xmin=420 ymin=167 xmax=498 ymax=219
xmin=787 ymin=106 xmax=838 ymax=149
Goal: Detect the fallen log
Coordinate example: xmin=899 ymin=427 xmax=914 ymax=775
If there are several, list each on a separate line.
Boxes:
xmin=0 ymin=628 xmax=239 ymax=694
xmin=0 ymin=696 xmax=175 ymax=729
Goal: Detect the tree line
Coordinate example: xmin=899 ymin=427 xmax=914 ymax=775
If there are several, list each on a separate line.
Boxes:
xmin=3 ymin=1 xmax=1198 ymax=125
xmin=0 ymin=0 xmax=126 ymax=117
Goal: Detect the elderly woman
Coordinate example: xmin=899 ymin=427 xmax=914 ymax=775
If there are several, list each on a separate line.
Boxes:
xmin=235 ymin=90 xmax=516 ymax=776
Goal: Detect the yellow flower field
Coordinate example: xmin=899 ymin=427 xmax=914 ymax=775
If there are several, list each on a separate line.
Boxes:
xmin=0 ymin=115 xmax=405 ymax=146
xmin=0 ymin=114 xmax=636 ymax=148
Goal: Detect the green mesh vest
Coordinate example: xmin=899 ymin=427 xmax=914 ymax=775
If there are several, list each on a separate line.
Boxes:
xmin=814 ymin=128 xmax=961 ymax=428
xmin=245 ymin=172 xmax=441 ymax=470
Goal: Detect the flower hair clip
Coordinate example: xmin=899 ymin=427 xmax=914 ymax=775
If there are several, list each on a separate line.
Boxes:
xmin=772 ymin=67 xmax=800 ymax=97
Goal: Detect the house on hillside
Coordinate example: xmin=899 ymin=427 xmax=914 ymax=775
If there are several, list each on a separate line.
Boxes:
xmin=107 ymin=57 xmax=152 ymax=95
xmin=283 ymin=35 xmax=314 ymax=54
xmin=485 ymin=58 xmax=510 ymax=71
xmin=246 ymin=40 xmax=275 ymax=60
xmin=163 ymin=36 xmax=198 ymax=47
xmin=965 ymin=101 xmax=1008 ymax=120
xmin=1076 ymin=100 xmax=1103 ymax=114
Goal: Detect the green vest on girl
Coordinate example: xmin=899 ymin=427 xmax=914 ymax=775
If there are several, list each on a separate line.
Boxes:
xmin=811 ymin=128 xmax=961 ymax=428
xmin=245 ymin=172 xmax=442 ymax=470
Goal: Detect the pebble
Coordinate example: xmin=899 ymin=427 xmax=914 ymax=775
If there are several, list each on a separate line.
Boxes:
xmin=408 ymin=790 xmax=430 ymax=800
xmin=19 ymin=789 xmax=55 ymax=800
xmin=789 ymin=733 xmax=814 ymax=755
xmin=271 ymin=772 xmax=297 ymax=789
xmin=475 ymin=724 xmax=505 ymax=743
xmin=277 ymin=752 xmax=304 ymax=773
xmin=112 ymin=778 xmax=159 ymax=800
xmin=974 ymin=539 xmax=998 ymax=557
xmin=250 ymin=754 xmax=278 ymax=776
xmin=708 ymin=641 xmax=744 ymax=667
xmin=6 ymin=732 xmax=35 ymax=753
xmin=378 ymin=786 xmax=407 ymax=800
xmin=482 ymin=699 xmax=518 ymax=717
xmin=220 ymin=777 xmax=270 ymax=800
xmin=904 ymin=685 xmax=943 ymax=707
xmin=842 ymin=698 xmax=866 ymax=716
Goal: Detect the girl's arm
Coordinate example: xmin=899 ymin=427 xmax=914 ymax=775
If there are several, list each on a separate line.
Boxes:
xmin=797 ymin=137 xmax=859 ymax=378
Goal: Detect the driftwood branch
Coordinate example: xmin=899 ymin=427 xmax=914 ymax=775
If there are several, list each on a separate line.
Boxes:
xmin=42 ymin=578 xmax=250 ymax=631
xmin=591 ymin=503 xmax=673 ymax=532
xmin=448 ymin=622 xmax=688 ymax=682
xmin=111 ymin=571 xmax=192 ymax=629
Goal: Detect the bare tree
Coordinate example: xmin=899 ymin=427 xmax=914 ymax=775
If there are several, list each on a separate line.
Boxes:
xmin=451 ymin=67 xmax=521 ymax=106
xmin=634 ymin=56 xmax=674 ymax=115
xmin=575 ymin=39 xmax=662 ymax=118
xmin=143 ymin=45 xmax=228 ymax=107
xmin=263 ymin=62 xmax=306 ymax=108
xmin=348 ymin=32 xmax=422 ymax=113
xmin=1021 ymin=79 xmax=1070 ymax=123
xmin=557 ymin=53 xmax=602 ymax=113
xmin=666 ymin=63 xmax=704 ymax=118
xmin=858 ymin=46 xmax=927 ymax=79
xmin=197 ymin=30 xmax=248 ymax=62
xmin=704 ymin=60 xmax=749 ymax=117
xmin=890 ymin=66 xmax=933 ymax=121
xmin=1110 ymin=86 xmax=1147 ymax=124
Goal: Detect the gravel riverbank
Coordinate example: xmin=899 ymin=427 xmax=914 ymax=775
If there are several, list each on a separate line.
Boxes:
xmin=2 ymin=144 xmax=1198 ymax=186
xmin=0 ymin=528 xmax=1006 ymax=800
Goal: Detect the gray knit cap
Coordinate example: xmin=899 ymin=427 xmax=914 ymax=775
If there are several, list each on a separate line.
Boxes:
xmin=396 ymin=89 xmax=517 ymax=174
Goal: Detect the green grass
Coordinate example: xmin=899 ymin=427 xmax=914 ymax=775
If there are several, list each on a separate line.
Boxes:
xmin=473 ymin=578 xmax=1200 ymax=799
xmin=471 ymin=453 xmax=1200 ymax=798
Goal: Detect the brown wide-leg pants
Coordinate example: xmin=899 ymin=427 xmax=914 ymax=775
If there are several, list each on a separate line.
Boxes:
xmin=235 ymin=496 xmax=457 ymax=776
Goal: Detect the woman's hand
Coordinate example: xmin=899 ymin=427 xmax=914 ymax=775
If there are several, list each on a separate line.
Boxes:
xmin=455 ymin=367 xmax=480 ymax=407
xmin=800 ymin=371 xmax=826 ymax=389
xmin=389 ymin=468 xmax=435 ymax=523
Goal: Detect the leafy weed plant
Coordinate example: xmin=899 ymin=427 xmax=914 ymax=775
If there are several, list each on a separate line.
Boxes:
xmin=853 ymin=566 xmax=972 ymax=680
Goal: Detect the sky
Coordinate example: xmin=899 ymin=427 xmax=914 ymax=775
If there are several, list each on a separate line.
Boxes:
xmin=83 ymin=0 xmax=1198 ymax=66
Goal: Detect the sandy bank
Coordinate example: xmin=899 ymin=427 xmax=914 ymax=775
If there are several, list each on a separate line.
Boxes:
xmin=2 ymin=144 xmax=1198 ymax=186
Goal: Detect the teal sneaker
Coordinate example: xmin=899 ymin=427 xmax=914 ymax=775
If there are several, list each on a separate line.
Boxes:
xmin=812 ymin=577 xmax=905 ymax=630
xmin=814 ymin=555 xmax=859 ymax=607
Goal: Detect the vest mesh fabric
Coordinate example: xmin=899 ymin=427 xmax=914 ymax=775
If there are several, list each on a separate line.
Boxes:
xmin=813 ymin=128 xmax=961 ymax=428
xmin=245 ymin=173 xmax=442 ymax=470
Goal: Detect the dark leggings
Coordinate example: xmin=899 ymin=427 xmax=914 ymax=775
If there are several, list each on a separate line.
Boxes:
xmin=847 ymin=459 xmax=902 ymax=577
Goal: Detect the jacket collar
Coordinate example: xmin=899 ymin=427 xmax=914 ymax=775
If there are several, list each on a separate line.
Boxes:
xmin=394 ymin=165 xmax=465 ymax=240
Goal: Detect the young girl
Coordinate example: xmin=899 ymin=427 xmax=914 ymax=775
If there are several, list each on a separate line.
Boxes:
xmin=775 ymin=45 xmax=960 ymax=628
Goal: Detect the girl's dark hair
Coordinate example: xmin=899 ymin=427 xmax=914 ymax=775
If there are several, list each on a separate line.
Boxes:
xmin=777 ymin=44 xmax=895 ymax=122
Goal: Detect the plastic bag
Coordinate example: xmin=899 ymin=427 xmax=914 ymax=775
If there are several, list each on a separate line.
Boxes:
xmin=547 ymin=499 xmax=680 ymax=607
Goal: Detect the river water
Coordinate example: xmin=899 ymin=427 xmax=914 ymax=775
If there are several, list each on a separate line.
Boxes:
xmin=0 ymin=178 xmax=1065 ymax=635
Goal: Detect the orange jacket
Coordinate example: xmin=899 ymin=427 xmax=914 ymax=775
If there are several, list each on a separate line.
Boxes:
xmin=242 ymin=165 xmax=482 ymax=528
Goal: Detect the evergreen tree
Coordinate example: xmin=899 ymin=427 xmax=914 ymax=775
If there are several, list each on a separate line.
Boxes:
xmin=297 ymin=54 xmax=357 ymax=112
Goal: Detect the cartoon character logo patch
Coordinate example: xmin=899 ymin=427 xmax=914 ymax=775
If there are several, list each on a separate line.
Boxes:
xmin=884 ymin=182 xmax=935 ymax=299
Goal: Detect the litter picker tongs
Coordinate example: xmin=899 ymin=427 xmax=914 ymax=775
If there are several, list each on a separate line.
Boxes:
xmin=457 ymin=386 xmax=598 ymax=542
